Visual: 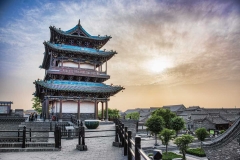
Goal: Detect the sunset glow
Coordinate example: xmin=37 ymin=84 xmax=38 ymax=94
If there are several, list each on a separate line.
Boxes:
xmin=147 ymin=57 xmax=173 ymax=73
xmin=0 ymin=0 xmax=239 ymax=111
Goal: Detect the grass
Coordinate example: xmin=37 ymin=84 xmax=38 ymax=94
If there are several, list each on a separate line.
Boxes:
xmin=149 ymin=152 xmax=183 ymax=160
xmin=186 ymin=148 xmax=206 ymax=157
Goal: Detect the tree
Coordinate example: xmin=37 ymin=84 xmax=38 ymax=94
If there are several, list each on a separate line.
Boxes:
xmin=145 ymin=115 xmax=165 ymax=146
xmin=98 ymin=108 xmax=120 ymax=119
xmin=195 ymin=128 xmax=209 ymax=149
xmin=159 ymin=128 xmax=175 ymax=155
xmin=31 ymin=97 xmax=42 ymax=114
xmin=172 ymin=116 xmax=185 ymax=136
xmin=174 ymin=134 xmax=194 ymax=160
xmin=152 ymin=108 xmax=176 ymax=129
xmin=125 ymin=112 xmax=139 ymax=120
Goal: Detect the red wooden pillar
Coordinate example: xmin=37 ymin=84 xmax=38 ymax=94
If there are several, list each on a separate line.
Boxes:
xmin=77 ymin=100 xmax=80 ymax=120
xmin=59 ymin=99 xmax=62 ymax=121
xmin=46 ymin=98 xmax=49 ymax=120
xmin=95 ymin=100 xmax=98 ymax=119
xmin=101 ymin=102 xmax=104 ymax=120
xmin=105 ymin=100 xmax=108 ymax=121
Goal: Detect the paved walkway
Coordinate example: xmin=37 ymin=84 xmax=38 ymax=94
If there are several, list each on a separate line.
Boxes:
xmin=0 ymin=124 xmax=127 ymax=160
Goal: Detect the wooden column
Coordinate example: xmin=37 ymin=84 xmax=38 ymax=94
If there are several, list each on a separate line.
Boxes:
xmin=45 ymin=98 xmax=49 ymax=120
xmin=101 ymin=102 xmax=104 ymax=120
xmin=59 ymin=99 xmax=62 ymax=121
xmin=50 ymin=52 xmax=53 ymax=67
xmin=77 ymin=100 xmax=80 ymax=120
xmin=105 ymin=100 xmax=108 ymax=121
xmin=78 ymin=61 xmax=80 ymax=68
xmin=105 ymin=61 xmax=107 ymax=74
xmin=42 ymin=101 xmax=45 ymax=118
xmin=94 ymin=100 xmax=98 ymax=119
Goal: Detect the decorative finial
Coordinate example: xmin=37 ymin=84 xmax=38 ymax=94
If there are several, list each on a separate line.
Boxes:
xmin=78 ymin=19 xmax=80 ymax=26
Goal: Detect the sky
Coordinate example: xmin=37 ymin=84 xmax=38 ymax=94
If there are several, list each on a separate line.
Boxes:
xmin=0 ymin=0 xmax=240 ymax=112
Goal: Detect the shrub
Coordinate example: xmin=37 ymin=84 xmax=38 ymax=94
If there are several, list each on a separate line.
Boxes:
xmin=148 ymin=152 xmax=183 ymax=160
xmin=186 ymin=148 xmax=206 ymax=157
xmin=219 ymin=130 xmax=225 ymax=134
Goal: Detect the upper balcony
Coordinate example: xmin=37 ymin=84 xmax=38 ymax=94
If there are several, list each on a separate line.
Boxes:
xmin=46 ymin=66 xmax=110 ymax=81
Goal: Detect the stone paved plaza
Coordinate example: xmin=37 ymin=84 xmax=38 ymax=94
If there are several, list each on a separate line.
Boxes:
xmin=0 ymin=123 xmax=208 ymax=160
xmin=0 ymin=124 xmax=127 ymax=160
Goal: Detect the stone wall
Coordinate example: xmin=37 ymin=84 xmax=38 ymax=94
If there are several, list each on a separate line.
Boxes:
xmin=203 ymin=117 xmax=240 ymax=160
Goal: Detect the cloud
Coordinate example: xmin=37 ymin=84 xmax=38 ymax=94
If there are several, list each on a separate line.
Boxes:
xmin=0 ymin=0 xmax=239 ymax=87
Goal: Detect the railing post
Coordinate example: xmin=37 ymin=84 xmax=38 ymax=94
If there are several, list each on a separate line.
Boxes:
xmin=135 ymin=136 xmax=141 ymax=160
xmin=121 ymin=124 xmax=124 ymax=147
xmin=78 ymin=126 xmax=82 ymax=145
xmin=58 ymin=126 xmax=61 ymax=148
xmin=54 ymin=125 xmax=59 ymax=148
xmin=30 ymin=128 xmax=31 ymax=142
xmin=18 ymin=129 xmax=20 ymax=142
xmin=22 ymin=126 xmax=26 ymax=148
xmin=50 ymin=122 xmax=52 ymax=131
xmin=136 ymin=121 xmax=139 ymax=133
xmin=82 ymin=126 xmax=85 ymax=145
xmin=124 ymin=126 xmax=128 ymax=156
xmin=128 ymin=131 xmax=132 ymax=160
xmin=115 ymin=125 xmax=119 ymax=143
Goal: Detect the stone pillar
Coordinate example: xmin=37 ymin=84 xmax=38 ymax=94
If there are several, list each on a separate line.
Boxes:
xmin=77 ymin=100 xmax=80 ymax=120
xmin=101 ymin=102 xmax=104 ymax=120
xmin=59 ymin=99 xmax=62 ymax=121
xmin=105 ymin=100 xmax=108 ymax=122
xmin=45 ymin=98 xmax=49 ymax=121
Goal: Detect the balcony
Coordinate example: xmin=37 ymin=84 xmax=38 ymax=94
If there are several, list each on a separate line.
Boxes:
xmin=46 ymin=66 xmax=110 ymax=79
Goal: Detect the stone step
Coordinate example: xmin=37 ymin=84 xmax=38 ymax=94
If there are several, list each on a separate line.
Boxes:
xmin=0 ymin=147 xmax=60 ymax=152
xmin=0 ymin=142 xmax=55 ymax=148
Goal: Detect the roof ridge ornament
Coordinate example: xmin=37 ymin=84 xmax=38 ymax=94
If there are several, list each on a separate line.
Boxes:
xmin=78 ymin=19 xmax=81 ymax=26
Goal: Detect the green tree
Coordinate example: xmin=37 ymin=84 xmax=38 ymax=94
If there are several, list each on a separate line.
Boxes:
xmin=159 ymin=128 xmax=175 ymax=155
xmin=174 ymin=134 xmax=194 ymax=160
xmin=152 ymin=108 xmax=176 ymax=129
xmin=172 ymin=116 xmax=185 ymax=136
xmin=31 ymin=97 xmax=42 ymax=114
xmin=195 ymin=128 xmax=209 ymax=149
xmin=125 ymin=112 xmax=139 ymax=120
xmin=98 ymin=108 xmax=120 ymax=119
xmin=145 ymin=115 xmax=165 ymax=146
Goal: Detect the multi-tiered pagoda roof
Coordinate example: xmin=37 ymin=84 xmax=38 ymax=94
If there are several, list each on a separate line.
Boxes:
xmin=34 ymin=20 xmax=124 ymax=99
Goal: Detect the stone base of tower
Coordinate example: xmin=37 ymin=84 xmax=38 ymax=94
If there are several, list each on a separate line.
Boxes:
xmin=54 ymin=113 xmax=95 ymax=121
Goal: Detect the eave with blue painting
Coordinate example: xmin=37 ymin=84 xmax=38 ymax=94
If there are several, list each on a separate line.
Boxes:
xmin=34 ymin=20 xmax=124 ymax=122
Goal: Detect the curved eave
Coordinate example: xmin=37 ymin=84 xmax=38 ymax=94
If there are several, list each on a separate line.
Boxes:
xmin=50 ymin=26 xmax=111 ymax=41
xmin=34 ymin=80 xmax=124 ymax=95
xmin=44 ymin=41 xmax=116 ymax=57
xmin=65 ymin=25 xmax=91 ymax=37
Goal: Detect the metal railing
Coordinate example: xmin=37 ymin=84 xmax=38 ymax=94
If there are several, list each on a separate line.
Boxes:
xmin=0 ymin=126 xmax=61 ymax=149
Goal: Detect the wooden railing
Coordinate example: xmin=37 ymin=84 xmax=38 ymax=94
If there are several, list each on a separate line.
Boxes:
xmin=114 ymin=119 xmax=151 ymax=160
xmin=47 ymin=66 xmax=109 ymax=78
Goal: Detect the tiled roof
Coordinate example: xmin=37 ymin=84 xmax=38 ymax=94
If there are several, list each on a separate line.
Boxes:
xmin=50 ymin=25 xmax=111 ymax=40
xmin=209 ymin=117 xmax=229 ymax=124
xmin=35 ymin=80 xmax=123 ymax=94
xmin=162 ymin=104 xmax=186 ymax=112
xmin=44 ymin=42 xmax=116 ymax=57
xmin=220 ymin=114 xmax=240 ymax=122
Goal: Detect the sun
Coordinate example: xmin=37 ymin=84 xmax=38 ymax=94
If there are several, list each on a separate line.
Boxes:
xmin=147 ymin=57 xmax=172 ymax=73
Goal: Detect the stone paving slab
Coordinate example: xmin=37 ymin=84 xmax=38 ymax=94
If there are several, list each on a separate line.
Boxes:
xmin=0 ymin=124 xmax=127 ymax=160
